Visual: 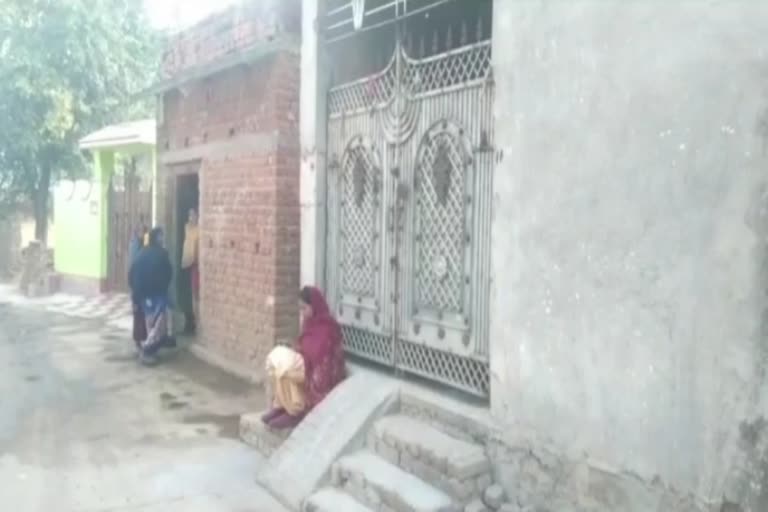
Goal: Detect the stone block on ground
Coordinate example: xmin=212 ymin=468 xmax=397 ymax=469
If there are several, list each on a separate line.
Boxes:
xmin=18 ymin=242 xmax=55 ymax=297
xmin=304 ymin=487 xmax=375 ymax=512
xmin=335 ymin=450 xmax=458 ymax=512
xmin=239 ymin=412 xmax=290 ymax=457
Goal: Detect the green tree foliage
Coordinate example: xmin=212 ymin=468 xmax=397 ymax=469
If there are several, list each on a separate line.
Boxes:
xmin=0 ymin=0 xmax=159 ymax=240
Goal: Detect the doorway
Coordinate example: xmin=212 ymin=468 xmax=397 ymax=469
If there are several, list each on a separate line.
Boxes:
xmin=174 ymin=171 xmax=199 ymax=334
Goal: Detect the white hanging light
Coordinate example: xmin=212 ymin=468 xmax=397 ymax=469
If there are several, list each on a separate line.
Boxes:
xmin=351 ymin=0 xmax=365 ymax=30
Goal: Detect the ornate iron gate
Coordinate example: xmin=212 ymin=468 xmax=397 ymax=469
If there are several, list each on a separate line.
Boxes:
xmin=324 ymin=3 xmax=494 ymax=396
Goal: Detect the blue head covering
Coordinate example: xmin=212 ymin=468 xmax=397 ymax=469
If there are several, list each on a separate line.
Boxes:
xmin=148 ymin=227 xmax=164 ymax=247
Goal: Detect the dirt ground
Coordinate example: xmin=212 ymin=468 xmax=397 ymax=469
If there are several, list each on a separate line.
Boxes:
xmin=0 ymin=299 xmax=288 ymax=511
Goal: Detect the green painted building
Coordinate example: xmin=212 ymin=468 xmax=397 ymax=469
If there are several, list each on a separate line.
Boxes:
xmin=54 ymin=120 xmax=156 ymax=295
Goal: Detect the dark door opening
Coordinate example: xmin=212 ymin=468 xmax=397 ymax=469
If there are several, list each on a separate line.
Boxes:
xmin=175 ymin=172 xmax=199 ymax=332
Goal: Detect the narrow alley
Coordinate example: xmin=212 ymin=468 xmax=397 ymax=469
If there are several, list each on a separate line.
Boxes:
xmin=0 ymin=292 xmax=286 ymax=511
xmin=2 ymin=0 xmax=768 ymax=510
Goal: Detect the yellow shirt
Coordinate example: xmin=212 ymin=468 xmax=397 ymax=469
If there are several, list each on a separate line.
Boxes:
xmin=181 ymin=224 xmax=199 ymax=269
xmin=265 ymin=346 xmax=306 ymax=415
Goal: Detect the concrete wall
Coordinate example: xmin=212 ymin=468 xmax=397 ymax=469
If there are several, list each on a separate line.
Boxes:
xmin=490 ymin=1 xmax=768 ymax=509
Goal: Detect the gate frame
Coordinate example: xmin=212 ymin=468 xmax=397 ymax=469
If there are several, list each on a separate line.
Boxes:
xmin=300 ymin=0 xmax=331 ymax=291
xmin=302 ymin=0 xmax=494 ymax=397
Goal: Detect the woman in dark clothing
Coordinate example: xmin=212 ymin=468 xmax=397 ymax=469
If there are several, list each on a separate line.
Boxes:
xmin=129 ymin=225 xmax=148 ymax=346
xmin=128 ymin=224 xmax=147 ymax=265
xmin=128 ymin=227 xmax=175 ymax=365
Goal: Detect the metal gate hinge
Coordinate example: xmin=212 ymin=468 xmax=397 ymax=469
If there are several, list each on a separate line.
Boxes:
xmin=475 ymin=130 xmax=494 ymax=153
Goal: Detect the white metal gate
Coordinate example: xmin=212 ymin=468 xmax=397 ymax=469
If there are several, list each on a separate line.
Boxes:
xmin=324 ymin=2 xmax=493 ymax=396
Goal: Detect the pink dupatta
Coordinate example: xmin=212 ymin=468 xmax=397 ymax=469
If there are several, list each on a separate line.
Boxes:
xmin=298 ymin=287 xmax=346 ymax=409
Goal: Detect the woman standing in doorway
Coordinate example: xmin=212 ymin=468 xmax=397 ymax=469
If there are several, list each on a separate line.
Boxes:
xmin=181 ymin=208 xmax=199 ymax=335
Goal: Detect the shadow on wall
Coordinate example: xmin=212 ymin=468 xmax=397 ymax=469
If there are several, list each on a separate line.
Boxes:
xmin=720 ymin=417 xmax=768 ymax=512
xmin=722 ymin=173 xmax=768 ymax=512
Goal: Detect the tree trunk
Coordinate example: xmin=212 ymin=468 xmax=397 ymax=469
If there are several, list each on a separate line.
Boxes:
xmin=33 ymin=164 xmax=51 ymax=245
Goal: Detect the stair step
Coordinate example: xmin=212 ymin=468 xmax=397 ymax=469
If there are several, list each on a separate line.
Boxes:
xmin=304 ymin=488 xmax=375 ymax=512
xmin=334 ymin=450 xmax=458 ymax=512
xmin=373 ymin=414 xmax=490 ymax=480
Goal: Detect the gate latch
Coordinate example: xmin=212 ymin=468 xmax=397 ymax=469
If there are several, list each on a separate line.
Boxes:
xmin=396 ymin=183 xmax=409 ymax=230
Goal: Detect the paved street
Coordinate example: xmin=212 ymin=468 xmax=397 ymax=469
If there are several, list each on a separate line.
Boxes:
xmin=0 ymin=291 xmax=287 ymax=512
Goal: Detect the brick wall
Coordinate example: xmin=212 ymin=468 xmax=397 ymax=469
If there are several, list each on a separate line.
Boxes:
xmin=158 ymin=45 xmax=300 ymax=372
xmin=160 ymin=0 xmax=301 ymax=79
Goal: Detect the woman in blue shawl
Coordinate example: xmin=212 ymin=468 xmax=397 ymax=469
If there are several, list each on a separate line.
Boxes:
xmin=128 ymin=227 xmax=175 ymax=364
xmin=128 ymin=224 xmax=147 ymax=265
xmin=129 ymin=224 xmax=148 ymax=345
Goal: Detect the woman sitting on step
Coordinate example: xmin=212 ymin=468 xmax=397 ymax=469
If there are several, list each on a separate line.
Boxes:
xmin=262 ymin=286 xmax=346 ymax=429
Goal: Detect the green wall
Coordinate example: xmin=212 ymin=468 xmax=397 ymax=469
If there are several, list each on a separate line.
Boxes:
xmin=55 ymin=146 xmax=156 ymax=284
xmin=53 ymin=150 xmax=113 ymax=279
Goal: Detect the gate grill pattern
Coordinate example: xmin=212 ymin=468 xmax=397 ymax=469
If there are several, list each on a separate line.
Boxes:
xmin=328 ymin=42 xmax=492 ymax=114
xmin=342 ymin=325 xmax=392 ymax=366
xmin=326 ymin=36 xmax=494 ymax=397
xmin=397 ymin=337 xmax=490 ymax=395
xmin=340 ymin=138 xmax=381 ymax=297
xmin=414 ymin=124 xmax=468 ymax=314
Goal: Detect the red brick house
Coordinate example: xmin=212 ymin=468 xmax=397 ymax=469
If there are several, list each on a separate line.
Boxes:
xmin=151 ymin=0 xmax=302 ymax=375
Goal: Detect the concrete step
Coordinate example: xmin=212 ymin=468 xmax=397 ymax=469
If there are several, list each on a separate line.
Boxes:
xmin=304 ymin=487 xmax=375 ymax=512
xmin=370 ymin=414 xmax=491 ymax=501
xmin=333 ymin=450 xmax=459 ymax=512
xmin=239 ymin=411 xmax=291 ymax=457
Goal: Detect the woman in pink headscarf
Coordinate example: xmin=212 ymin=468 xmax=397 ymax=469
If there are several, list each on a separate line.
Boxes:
xmin=262 ymin=286 xmax=346 ymax=429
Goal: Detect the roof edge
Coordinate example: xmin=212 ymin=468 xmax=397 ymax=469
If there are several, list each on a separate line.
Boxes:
xmin=142 ymin=36 xmax=300 ymax=97
xmin=79 ymin=120 xmax=157 ymax=151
